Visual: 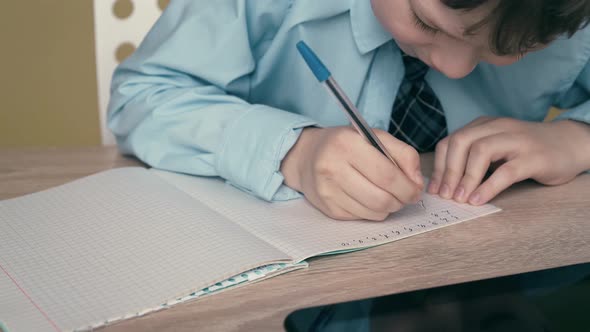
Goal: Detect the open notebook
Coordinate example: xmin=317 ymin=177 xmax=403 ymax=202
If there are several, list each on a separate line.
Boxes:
xmin=0 ymin=167 xmax=500 ymax=332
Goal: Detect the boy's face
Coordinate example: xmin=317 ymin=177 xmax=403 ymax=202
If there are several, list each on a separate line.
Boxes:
xmin=371 ymin=0 xmax=523 ymax=79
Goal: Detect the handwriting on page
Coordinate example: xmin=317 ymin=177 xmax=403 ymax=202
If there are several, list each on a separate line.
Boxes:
xmin=340 ymin=200 xmax=462 ymax=247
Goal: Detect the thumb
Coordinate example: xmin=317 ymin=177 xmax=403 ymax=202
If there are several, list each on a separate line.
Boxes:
xmin=375 ymin=129 xmax=424 ymax=188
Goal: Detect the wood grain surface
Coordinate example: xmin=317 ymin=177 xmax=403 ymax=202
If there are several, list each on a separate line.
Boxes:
xmin=1 ymin=147 xmax=588 ymax=331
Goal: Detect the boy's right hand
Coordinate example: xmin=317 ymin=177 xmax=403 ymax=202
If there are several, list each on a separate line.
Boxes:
xmin=280 ymin=126 xmax=424 ymax=221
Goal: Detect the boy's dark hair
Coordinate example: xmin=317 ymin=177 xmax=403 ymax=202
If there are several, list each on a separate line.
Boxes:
xmin=442 ymin=0 xmax=590 ymax=55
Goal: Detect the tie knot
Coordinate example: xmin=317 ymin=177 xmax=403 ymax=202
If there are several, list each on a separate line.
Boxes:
xmin=402 ymin=54 xmax=429 ymax=82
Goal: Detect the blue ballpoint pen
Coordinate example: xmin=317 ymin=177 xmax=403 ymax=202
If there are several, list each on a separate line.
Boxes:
xmin=296 ymin=41 xmax=399 ymax=168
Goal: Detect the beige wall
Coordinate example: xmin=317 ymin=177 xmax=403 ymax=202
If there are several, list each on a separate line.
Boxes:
xmin=0 ymin=1 xmax=101 ymax=147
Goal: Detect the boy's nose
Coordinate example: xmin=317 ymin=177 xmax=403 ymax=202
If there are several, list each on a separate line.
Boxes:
xmin=430 ymin=50 xmax=478 ymax=79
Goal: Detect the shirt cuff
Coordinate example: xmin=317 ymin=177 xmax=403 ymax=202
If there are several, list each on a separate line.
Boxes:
xmin=554 ymin=104 xmax=590 ymax=125
xmin=216 ymin=105 xmax=316 ymax=201
xmin=554 ymin=106 xmax=590 ymax=173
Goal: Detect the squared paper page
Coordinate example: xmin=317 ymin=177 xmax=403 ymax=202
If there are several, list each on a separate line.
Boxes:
xmin=152 ymin=170 xmax=500 ymax=261
xmin=0 ymin=168 xmax=289 ymax=332
xmin=0 ymin=270 xmax=56 ymax=332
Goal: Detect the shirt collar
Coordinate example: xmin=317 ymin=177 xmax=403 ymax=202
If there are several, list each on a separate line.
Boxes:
xmin=350 ymin=0 xmax=393 ymax=54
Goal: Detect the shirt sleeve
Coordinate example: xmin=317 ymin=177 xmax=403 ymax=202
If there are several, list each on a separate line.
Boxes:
xmin=107 ymin=0 xmax=314 ymax=201
xmin=554 ymin=58 xmax=590 ymax=125
xmin=554 ymin=57 xmax=590 ymax=172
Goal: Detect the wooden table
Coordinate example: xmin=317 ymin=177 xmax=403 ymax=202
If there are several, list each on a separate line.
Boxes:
xmin=1 ymin=147 xmax=589 ymax=331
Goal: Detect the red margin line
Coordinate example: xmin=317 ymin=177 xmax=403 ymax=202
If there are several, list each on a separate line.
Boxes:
xmin=0 ymin=263 xmax=61 ymax=332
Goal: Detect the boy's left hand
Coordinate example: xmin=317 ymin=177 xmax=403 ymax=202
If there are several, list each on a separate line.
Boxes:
xmin=428 ymin=117 xmax=590 ymax=205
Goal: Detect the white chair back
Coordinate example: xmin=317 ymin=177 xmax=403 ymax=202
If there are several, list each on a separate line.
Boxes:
xmin=93 ymin=0 xmax=168 ymax=145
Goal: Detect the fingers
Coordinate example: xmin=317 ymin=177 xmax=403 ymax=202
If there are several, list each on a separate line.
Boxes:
xmin=336 ymin=190 xmax=391 ymax=221
xmin=429 ymin=136 xmax=448 ymax=194
xmin=452 ymin=142 xmax=491 ymax=203
xmin=453 ymin=134 xmax=516 ymax=203
xmin=438 ymin=136 xmax=471 ymax=199
xmin=349 ymin=140 xmax=422 ymax=205
xmin=298 ymin=126 xmax=425 ymax=221
xmin=375 ymin=130 xmax=424 ymax=187
xmin=439 ymin=124 xmax=505 ymax=199
xmin=468 ymin=160 xmax=529 ymax=205
xmin=429 ymin=117 xmax=495 ymax=196
xmin=309 ymin=180 xmax=393 ymax=221
xmin=451 ymin=132 xmax=535 ymax=205
xmin=339 ymin=165 xmax=403 ymax=213
xmin=433 ymin=118 xmax=503 ymax=199
xmin=313 ymin=199 xmax=356 ymax=221
xmin=306 ymin=164 xmax=402 ymax=221
xmin=429 ymin=117 xmax=488 ymax=194
xmin=302 ymin=177 xmax=356 ymax=220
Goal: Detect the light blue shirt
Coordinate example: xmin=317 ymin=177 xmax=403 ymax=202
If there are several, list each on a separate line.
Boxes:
xmin=108 ymin=0 xmax=590 ymax=202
